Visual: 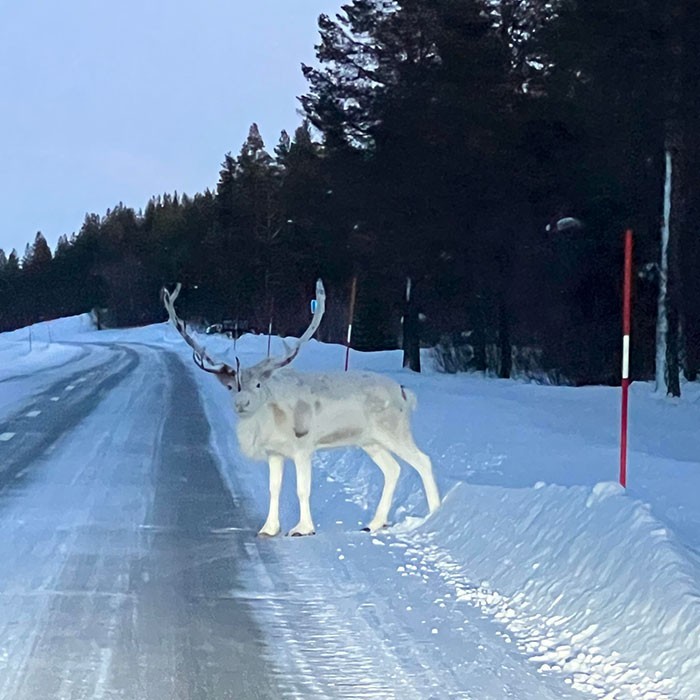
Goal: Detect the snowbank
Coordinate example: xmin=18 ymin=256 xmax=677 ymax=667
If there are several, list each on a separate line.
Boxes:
xmin=402 ymin=481 xmax=700 ymax=698
xmin=0 ymin=314 xmax=96 ymax=382
xmin=1 ymin=313 xmax=96 ymax=343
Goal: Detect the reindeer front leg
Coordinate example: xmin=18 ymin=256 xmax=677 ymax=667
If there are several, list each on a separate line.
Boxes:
xmin=289 ymin=453 xmax=315 ymax=536
xmin=259 ymin=454 xmax=284 ymax=537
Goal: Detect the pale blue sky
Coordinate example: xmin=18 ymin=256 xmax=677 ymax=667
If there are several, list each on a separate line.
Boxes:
xmin=0 ymin=1 xmax=342 ymax=256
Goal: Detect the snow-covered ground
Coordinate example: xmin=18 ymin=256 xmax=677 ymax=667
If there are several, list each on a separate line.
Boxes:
xmin=1 ymin=315 xmax=699 ymax=699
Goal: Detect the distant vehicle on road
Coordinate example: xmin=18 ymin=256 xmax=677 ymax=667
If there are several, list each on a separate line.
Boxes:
xmin=205 ymin=320 xmax=249 ymax=338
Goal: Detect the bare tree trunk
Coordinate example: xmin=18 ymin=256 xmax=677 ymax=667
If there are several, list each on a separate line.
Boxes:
xmin=496 ymin=250 xmax=512 ymax=379
xmin=498 ymin=295 xmax=511 ymax=379
xmin=657 ymin=0 xmax=687 ymax=397
xmin=665 ymin=132 xmax=683 ymax=398
xmin=655 ymin=149 xmax=672 ymax=394
xmin=402 ymin=277 xmax=421 ymax=372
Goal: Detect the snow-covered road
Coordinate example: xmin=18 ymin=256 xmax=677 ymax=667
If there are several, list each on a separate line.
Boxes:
xmin=0 ymin=345 xmax=138 ymax=487
xmin=0 ymin=343 xmax=278 ymax=699
xmin=0 ymin=341 xmax=588 ymax=699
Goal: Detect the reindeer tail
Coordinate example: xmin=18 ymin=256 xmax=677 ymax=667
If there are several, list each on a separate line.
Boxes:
xmin=399 ymin=385 xmax=418 ymax=411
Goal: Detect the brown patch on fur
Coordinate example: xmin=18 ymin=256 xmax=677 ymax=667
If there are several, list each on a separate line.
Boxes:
xmin=294 ymin=400 xmax=312 ymax=439
xmin=318 ymin=427 xmax=362 ymax=445
xmin=270 ymin=403 xmax=287 ymax=428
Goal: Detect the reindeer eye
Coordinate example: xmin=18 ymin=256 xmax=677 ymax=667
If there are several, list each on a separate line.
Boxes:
xmin=227 ymin=385 xmax=233 ymax=391
xmin=256 ymin=383 xmax=261 ymax=389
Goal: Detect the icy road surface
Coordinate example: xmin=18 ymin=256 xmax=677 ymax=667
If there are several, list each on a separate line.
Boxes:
xmin=0 ymin=342 xmax=587 ymax=699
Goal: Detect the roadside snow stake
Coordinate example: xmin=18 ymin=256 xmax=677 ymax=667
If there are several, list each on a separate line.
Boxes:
xmin=344 ymin=275 xmax=358 ymax=371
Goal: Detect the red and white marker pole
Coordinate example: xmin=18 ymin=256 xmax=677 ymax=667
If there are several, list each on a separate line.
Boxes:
xmin=619 ymin=229 xmax=633 ymax=488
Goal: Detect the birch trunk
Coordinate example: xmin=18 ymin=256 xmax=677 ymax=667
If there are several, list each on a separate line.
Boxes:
xmin=654 ymin=150 xmax=672 ymax=394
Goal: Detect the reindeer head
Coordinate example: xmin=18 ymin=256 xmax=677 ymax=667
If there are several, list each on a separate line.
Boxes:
xmin=161 ymin=280 xmax=326 ymax=415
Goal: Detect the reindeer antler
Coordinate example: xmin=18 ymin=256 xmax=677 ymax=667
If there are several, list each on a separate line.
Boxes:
xmin=161 ymin=284 xmax=237 ymax=377
xmin=268 ymin=279 xmax=326 ymax=371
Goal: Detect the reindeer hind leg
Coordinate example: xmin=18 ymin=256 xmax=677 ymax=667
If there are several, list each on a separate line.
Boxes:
xmin=362 ymin=446 xmax=401 ymax=532
xmin=383 ymin=433 xmax=440 ymax=514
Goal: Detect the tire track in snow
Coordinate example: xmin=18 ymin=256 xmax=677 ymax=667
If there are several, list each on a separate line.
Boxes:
xmin=0 ymin=344 xmax=91 ymax=385
xmin=0 ymin=346 xmax=153 ymax=699
xmin=240 ymin=537 xmax=452 ymax=700
xmin=239 ymin=524 xmax=593 ymax=699
xmin=0 ymin=345 xmax=138 ymax=489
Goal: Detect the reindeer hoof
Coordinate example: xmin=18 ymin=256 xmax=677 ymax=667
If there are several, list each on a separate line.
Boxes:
xmin=288 ymin=530 xmax=315 ymax=537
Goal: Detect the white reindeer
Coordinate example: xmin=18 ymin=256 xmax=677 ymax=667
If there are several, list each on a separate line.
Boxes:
xmin=161 ymin=280 xmax=440 ymax=536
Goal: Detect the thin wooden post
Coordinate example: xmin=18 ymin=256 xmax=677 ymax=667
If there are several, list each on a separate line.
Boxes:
xmin=267 ymin=297 xmax=274 ymax=358
xmin=344 ymin=276 xmax=358 ymax=371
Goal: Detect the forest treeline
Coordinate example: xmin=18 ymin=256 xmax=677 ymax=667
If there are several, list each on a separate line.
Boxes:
xmin=1 ymin=0 xmax=699 ymax=389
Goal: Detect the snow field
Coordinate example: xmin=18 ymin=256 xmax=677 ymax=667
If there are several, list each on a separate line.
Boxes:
xmin=2 ymin=316 xmax=699 ymax=698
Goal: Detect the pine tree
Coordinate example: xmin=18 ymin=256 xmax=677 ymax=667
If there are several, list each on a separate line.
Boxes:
xmin=274 ymin=130 xmax=292 ymax=164
xmin=302 ymin=0 xmax=520 ymax=369
xmin=23 ymin=231 xmax=53 ymax=270
xmin=208 ymin=125 xmax=284 ymax=327
xmin=55 ymin=235 xmax=71 ymax=256
xmin=6 ymin=250 xmax=20 ymax=273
